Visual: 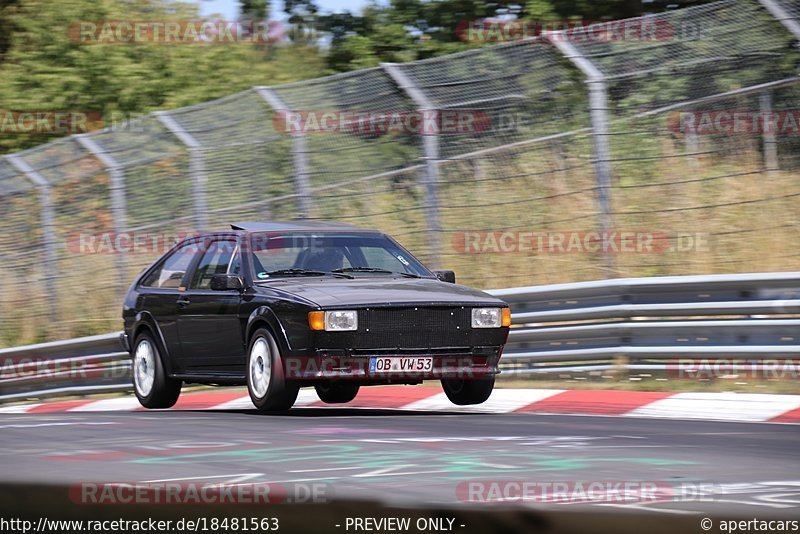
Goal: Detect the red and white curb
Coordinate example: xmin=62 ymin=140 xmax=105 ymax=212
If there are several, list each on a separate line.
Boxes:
xmin=2 ymin=387 xmax=800 ymax=424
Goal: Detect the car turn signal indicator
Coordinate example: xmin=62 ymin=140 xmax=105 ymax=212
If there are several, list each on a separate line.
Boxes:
xmin=502 ymin=308 xmax=512 ymax=327
xmin=308 ymin=311 xmax=325 ymax=331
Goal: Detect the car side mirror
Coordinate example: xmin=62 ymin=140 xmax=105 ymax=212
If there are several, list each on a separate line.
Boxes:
xmin=434 ymin=270 xmax=456 ymax=284
xmin=210 ymin=274 xmax=244 ymax=291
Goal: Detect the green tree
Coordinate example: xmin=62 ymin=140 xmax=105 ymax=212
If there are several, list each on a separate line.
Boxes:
xmin=0 ymin=0 xmax=325 ymax=154
xmin=239 ymin=0 xmax=270 ymax=21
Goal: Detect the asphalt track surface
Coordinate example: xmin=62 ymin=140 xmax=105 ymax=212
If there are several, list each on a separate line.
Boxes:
xmin=1 ymin=404 xmax=799 ymax=518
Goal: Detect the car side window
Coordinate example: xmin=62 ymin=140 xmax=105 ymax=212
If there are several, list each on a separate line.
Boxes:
xmin=190 ymin=240 xmax=237 ymax=290
xmin=140 ymin=242 xmax=197 ymax=289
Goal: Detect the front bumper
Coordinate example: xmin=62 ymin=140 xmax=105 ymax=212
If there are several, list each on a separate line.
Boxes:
xmin=283 ymin=349 xmax=502 ymax=382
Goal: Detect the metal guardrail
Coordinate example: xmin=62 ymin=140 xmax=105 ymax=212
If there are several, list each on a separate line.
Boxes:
xmin=1 ymin=272 xmax=799 ymax=403
xmin=489 ymin=272 xmax=800 ymax=374
xmin=0 ymin=333 xmax=129 ymax=402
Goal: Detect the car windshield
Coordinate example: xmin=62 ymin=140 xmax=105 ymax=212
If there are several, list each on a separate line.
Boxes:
xmin=248 ymin=232 xmax=433 ymax=280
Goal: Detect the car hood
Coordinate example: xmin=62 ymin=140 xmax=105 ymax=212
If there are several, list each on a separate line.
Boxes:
xmin=255 ymin=277 xmax=505 ymax=308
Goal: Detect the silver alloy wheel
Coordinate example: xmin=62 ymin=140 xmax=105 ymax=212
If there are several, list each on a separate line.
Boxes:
xmin=134 ymin=339 xmax=156 ymax=397
xmin=249 ymin=337 xmax=271 ymax=399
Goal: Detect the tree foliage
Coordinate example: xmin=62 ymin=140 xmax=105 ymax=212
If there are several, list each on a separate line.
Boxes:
xmin=0 ymin=0 xmax=324 ymax=154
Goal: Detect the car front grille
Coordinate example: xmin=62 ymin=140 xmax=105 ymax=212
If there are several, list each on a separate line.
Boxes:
xmin=314 ymin=306 xmax=509 ymax=351
xmin=358 ymin=306 xmax=472 ymax=349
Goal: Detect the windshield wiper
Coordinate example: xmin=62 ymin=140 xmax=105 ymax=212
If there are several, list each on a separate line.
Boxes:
xmin=264 ymin=269 xmax=328 ymax=277
xmin=332 ymin=267 xmax=421 ymax=278
xmin=260 ymin=269 xmax=354 ymax=279
xmin=332 ymin=267 xmax=393 ymax=274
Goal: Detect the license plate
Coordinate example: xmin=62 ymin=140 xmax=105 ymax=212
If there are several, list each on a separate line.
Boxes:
xmin=369 ymin=356 xmax=433 ymax=373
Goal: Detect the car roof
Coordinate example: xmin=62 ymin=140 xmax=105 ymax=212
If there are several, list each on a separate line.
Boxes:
xmin=230 ymin=221 xmax=382 ymax=233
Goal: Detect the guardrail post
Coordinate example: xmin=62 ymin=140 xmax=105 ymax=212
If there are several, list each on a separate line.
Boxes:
xmin=75 ymin=134 xmax=129 ymax=295
xmin=154 ymin=111 xmax=209 ymax=230
xmin=759 ymin=91 xmax=780 ymax=172
xmin=5 ymin=155 xmax=59 ymax=325
xmin=255 ymin=86 xmax=312 ymax=218
xmin=381 ymin=63 xmax=443 ymax=268
xmin=545 ymin=34 xmax=616 ymax=275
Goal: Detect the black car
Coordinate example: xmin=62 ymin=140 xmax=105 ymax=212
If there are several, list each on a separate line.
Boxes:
xmin=122 ymin=221 xmax=511 ymax=411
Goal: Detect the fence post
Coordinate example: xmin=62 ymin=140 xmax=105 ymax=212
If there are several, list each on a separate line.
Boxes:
xmin=154 ymin=111 xmax=209 ymax=229
xmin=5 ymin=154 xmax=59 ymax=325
xmin=757 ymin=0 xmax=800 ymax=39
xmin=759 ymin=91 xmax=779 ymax=171
xmin=546 ymin=34 xmax=616 ymax=275
xmin=254 ymin=86 xmax=312 ymax=218
xmin=381 ymin=63 xmax=443 ymax=268
xmin=75 ymin=134 xmax=129 ymax=294
xmin=684 ymin=113 xmax=701 ymax=175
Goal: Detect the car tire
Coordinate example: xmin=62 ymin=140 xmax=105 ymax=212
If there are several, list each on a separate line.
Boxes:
xmin=441 ymin=377 xmax=494 ymax=405
xmin=315 ymin=383 xmax=360 ymax=404
xmin=132 ymin=332 xmax=182 ymax=409
xmin=247 ymin=328 xmax=299 ymax=412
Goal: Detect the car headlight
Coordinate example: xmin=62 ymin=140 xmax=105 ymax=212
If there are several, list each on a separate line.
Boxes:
xmin=472 ymin=308 xmax=501 ymax=328
xmin=308 ymin=310 xmax=358 ymax=331
xmin=471 ymin=307 xmax=511 ymax=328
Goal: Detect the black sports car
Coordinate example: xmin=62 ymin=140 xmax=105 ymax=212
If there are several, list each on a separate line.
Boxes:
xmin=121 ymin=221 xmax=511 ymax=411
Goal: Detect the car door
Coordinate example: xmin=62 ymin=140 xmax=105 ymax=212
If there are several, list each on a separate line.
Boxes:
xmin=176 ymin=237 xmax=245 ymax=372
xmin=137 ymin=239 xmax=200 ymax=367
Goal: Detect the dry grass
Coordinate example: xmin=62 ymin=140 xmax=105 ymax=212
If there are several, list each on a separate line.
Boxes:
xmin=1 ymin=130 xmax=798 ymax=347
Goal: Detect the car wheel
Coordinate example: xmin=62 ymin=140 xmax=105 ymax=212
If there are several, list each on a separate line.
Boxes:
xmin=247 ymin=328 xmax=299 ymax=411
xmin=132 ymin=332 xmax=182 ymax=409
xmin=315 ymin=383 xmax=360 ymax=404
xmin=441 ymin=376 xmax=494 ymax=405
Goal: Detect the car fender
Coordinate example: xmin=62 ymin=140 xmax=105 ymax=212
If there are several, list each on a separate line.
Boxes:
xmin=132 ymin=311 xmax=175 ymax=375
xmin=246 ymin=306 xmax=292 ymax=355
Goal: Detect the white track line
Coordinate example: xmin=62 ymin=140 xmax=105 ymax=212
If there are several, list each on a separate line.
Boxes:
xmin=0 ymin=404 xmax=42 ymax=413
xmin=402 ymin=389 xmax=565 ymax=413
xmin=211 ymin=389 xmax=321 ymax=411
xmin=624 ymin=392 xmax=800 ymax=422
xmin=69 ymin=397 xmax=143 ymax=412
